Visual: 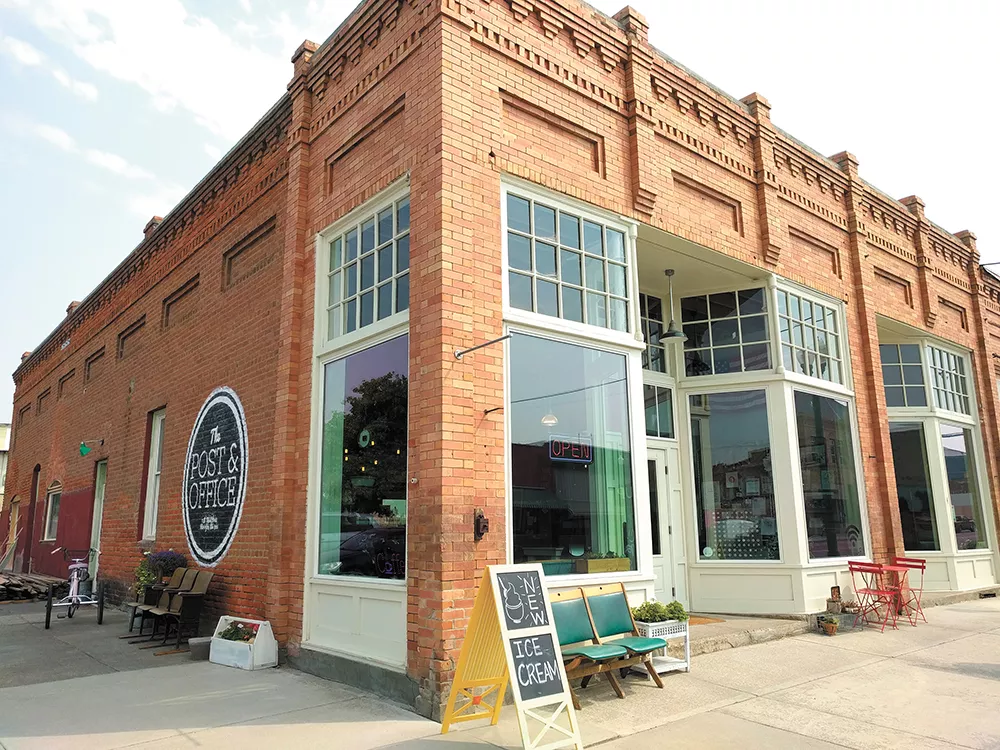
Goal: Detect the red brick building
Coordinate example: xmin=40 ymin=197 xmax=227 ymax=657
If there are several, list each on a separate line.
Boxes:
xmin=3 ymin=0 xmax=999 ymax=718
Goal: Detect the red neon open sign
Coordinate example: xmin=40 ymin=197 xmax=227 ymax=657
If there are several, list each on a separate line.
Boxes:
xmin=548 ymin=436 xmax=593 ymax=464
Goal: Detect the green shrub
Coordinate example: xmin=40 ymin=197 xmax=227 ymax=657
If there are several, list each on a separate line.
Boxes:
xmin=631 ymin=599 xmax=688 ymax=623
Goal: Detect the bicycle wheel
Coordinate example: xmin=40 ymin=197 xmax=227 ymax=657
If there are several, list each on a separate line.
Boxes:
xmin=68 ymin=601 xmax=77 ymax=618
xmin=44 ymin=585 xmax=53 ymax=629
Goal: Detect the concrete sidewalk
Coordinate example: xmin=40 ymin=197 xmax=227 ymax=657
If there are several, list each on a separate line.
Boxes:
xmin=0 ymin=597 xmax=997 ymax=749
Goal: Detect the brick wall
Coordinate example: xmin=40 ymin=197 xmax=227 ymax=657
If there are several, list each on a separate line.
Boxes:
xmin=3 ymin=0 xmax=999 ymax=717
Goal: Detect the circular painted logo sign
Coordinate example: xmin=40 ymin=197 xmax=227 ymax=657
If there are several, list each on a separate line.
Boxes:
xmin=182 ymin=387 xmax=248 ymax=567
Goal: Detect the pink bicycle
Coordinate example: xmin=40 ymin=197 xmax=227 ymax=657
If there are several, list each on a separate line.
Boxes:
xmin=44 ymin=546 xmax=105 ymax=629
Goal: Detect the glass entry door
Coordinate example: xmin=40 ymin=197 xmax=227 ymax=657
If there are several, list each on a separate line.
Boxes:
xmin=648 ymin=445 xmax=688 ymax=607
xmin=90 ymin=461 xmax=107 ymax=579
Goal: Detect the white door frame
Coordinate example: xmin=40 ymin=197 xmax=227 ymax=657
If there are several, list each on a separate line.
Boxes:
xmin=647 ymin=441 xmax=688 ymax=606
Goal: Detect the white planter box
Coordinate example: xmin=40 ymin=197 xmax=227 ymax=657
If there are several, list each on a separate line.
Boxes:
xmin=209 ymin=617 xmax=278 ymax=671
xmin=633 ymin=619 xmax=690 ymax=675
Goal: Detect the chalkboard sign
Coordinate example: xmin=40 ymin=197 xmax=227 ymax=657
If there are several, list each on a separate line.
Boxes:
xmin=441 ymin=563 xmax=582 ymax=749
xmin=497 ymin=570 xmax=548 ymax=630
xmin=182 ymin=387 xmax=248 ymax=567
xmin=509 ymin=632 xmax=564 ymax=701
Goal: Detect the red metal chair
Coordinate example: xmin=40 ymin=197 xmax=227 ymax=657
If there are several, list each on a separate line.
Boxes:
xmin=848 ymin=561 xmax=897 ymax=632
xmin=890 ymin=556 xmax=927 ymax=625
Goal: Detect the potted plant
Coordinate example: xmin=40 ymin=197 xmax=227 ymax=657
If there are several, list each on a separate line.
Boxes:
xmin=819 ymin=615 xmax=839 ymax=636
xmin=574 ymin=551 xmax=632 ymax=574
xmin=209 ymin=616 xmax=278 ymax=670
xmin=133 ymin=552 xmax=159 ymax=598
xmin=631 ymin=600 xmax=689 ymax=638
xmin=630 ymin=600 xmax=691 ymax=674
xmin=147 ymin=549 xmax=186 ymax=582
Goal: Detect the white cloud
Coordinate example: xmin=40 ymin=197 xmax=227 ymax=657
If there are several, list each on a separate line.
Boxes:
xmin=0 ymin=35 xmax=43 ymax=65
xmin=238 ymin=0 xmax=252 ymax=14
xmin=203 ymin=143 xmax=222 ymax=161
xmin=35 ymin=123 xmax=76 ymax=151
xmin=0 ymin=32 xmax=99 ymax=100
xmin=127 ymin=181 xmax=187 ymax=219
xmin=84 ymin=149 xmax=154 ymax=180
xmin=3 ymin=0 xmax=351 ymax=141
xmin=52 ymin=68 xmax=98 ymax=100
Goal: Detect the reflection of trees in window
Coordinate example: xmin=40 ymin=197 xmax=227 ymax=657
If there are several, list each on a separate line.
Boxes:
xmin=341 ymin=372 xmax=408 ymax=522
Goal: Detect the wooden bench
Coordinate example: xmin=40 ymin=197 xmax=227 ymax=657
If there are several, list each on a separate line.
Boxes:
xmin=129 ymin=567 xmax=194 ymax=633
xmin=551 ymin=583 xmax=668 ymax=708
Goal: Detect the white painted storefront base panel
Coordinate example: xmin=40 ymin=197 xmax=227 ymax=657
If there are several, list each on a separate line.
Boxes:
xmin=689 ymin=566 xmax=799 ymax=615
xmin=306 ymin=580 xmax=406 ymax=669
xmin=954 ymin=552 xmax=996 ymax=590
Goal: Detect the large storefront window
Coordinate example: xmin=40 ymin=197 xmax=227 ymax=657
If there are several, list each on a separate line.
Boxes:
xmin=510 ymin=333 xmax=636 ymax=575
xmin=940 ymin=424 xmax=988 ymax=550
xmin=690 ymin=390 xmax=778 ymax=560
xmin=317 ymin=335 xmax=408 ymax=578
xmin=890 ymin=422 xmax=940 ymax=551
xmin=794 ymin=391 xmax=864 ymax=558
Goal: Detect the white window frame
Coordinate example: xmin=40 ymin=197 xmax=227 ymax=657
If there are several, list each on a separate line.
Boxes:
xmin=142 ymin=409 xmax=166 ymax=540
xmin=776 ymin=284 xmax=848 ymax=387
xmin=42 ymin=484 xmax=62 ymax=541
xmin=927 ymin=344 xmax=971 ymax=416
xmin=315 ymin=179 xmax=411 ymax=360
xmin=501 ymin=178 xmax=639 ymax=352
xmin=786 ymin=381 xmax=871 ymax=564
xmin=502 ymin=322 xmax=653 ymax=586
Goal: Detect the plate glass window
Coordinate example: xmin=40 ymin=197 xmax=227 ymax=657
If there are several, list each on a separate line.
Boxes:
xmin=939 ymin=424 xmax=988 ymax=550
xmin=506 ymin=193 xmax=629 ymax=332
xmin=889 ymin=422 xmax=939 ymax=551
xmin=326 ymin=196 xmax=410 ymax=340
xmin=928 ymin=347 xmax=970 ymax=415
xmin=681 ymin=289 xmax=770 ymax=377
xmin=794 ymin=391 xmax=865 ymax=558
xmin=510 ymin=333 xmax=636 ymax=575
xmin=318 ymin=335 xmax=408 ymax=578
xmin=690 ymin=390 xmax=778 ymax=560
xmin=879 ymin=344 xmax=927 ymax=407
xmin=778 ymin=290 xmax=844 ymax=384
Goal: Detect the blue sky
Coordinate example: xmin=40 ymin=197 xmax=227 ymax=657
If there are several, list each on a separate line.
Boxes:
xmin=1 ymin=0 xmax=997 ymax=422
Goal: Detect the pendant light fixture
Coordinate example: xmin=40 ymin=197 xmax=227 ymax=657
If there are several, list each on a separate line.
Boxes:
xmin=659 ymin=268 xmax=687 ymax=343
xmin=541 ymin=411 xmax=559 ymax=427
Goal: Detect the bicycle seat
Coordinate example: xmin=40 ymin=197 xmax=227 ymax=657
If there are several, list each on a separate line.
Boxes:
xmin=69 ymin=560 xmax=88 ymax=570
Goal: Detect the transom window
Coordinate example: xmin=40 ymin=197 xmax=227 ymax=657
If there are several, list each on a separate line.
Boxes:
xmin=505 ymin=192 xmax=629 ymax=332
xmin=778 ymin=290 xmax=844 ymax=384
xmin=681 ymin=288 xmax=770 ymax=377
xmin=879 ymin=344 xmax=927 ymax=407
xmin=928 ymin=347 xmax=970 ymax=415
xmin=326 ymin=196 xmax=410 ymax=340
xmin=643 ymin=384 xmax=674 ymax=438
xmin=639 ymin=293 xmax=667 ymax=373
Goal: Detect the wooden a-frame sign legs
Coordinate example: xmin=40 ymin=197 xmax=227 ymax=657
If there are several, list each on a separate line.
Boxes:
xmin=441 ymin=564 xmax=583 ymax=749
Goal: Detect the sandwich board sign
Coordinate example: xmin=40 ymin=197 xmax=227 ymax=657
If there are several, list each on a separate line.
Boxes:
xmin=440 ymin=563 xmax=582 ymax=749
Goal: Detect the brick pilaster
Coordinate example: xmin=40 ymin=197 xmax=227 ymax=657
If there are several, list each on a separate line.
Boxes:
xmin=741 ymin=93 xmax=785 ymax=266
xmin=831 ymin=151 xmax=904 ymax=562
xmin=900 ymin=195 xmax=939 ymax=328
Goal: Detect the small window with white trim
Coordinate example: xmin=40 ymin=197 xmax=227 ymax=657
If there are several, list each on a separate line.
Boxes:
xmin=325 ymin=194 xmax=410 ymax=340
xmin=505 ymin=191 xmax=629 ymax=332
xmin=928 ymin=346 xmax=970 ymax=415
xmin=639 ymin=293 xmax=668 ymax=373
xmin=778 ymin=289 xmax=844 ymax=384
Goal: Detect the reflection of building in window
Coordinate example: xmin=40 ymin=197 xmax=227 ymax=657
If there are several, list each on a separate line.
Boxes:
xmin=940 ymin=425 xmax=987 ymax=550
xmin=689 ymin=390 xmax=778 ymax=561
xmin=793 ymin=391 xmax=864 ymax=559
xmin=889 ymin=422 xmax=940 ymax=551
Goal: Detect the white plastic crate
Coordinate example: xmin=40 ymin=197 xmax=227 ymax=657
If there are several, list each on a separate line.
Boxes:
xmin=633 ymin=619 xmax=690 ymax=675
xmin=209 ymin=616 xmax=278 ymax=671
